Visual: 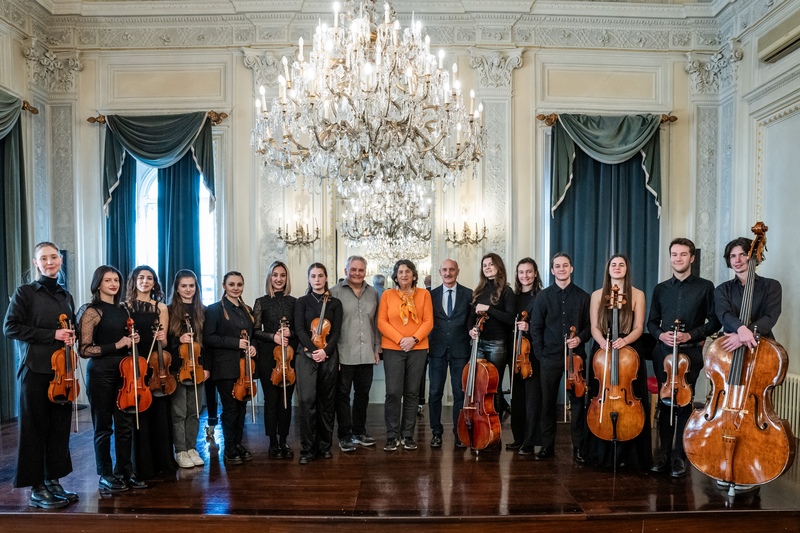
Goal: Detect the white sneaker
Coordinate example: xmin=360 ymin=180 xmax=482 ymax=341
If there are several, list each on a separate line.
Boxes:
xmin=176 ymin=451 xmax=195 ymax=468
xmin=187 ymin=449 xmax=205 ymax=466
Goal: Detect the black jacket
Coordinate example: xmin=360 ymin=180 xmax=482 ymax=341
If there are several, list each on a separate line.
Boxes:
xmin=429 ymin=283 xmax=473 ymax=360
xmin=3 ymin=279 xmax=75 ymax=375
xmin=203 ymin=298 xmax=254 ymax=381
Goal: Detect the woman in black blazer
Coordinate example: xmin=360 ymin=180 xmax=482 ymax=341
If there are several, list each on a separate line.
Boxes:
xmin=203 ymin=271 xmax=257 ymax=466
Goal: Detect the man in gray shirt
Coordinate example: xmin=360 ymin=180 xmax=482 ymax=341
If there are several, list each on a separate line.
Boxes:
xmin=331 ymin=255 xmax=381 ymax=451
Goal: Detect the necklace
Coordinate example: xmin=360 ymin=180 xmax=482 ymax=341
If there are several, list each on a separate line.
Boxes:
xmin=312 ymin=291 xmax=326 ymax=303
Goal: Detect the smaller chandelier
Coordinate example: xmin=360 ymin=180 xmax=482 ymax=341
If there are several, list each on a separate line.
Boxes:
xmin=445 ymin=220 xmax=487 ymax=246
xmin=250 ymin=0 xmax=485 ymax=194
xmin=278 ymin=219 xmax=320 ymax=246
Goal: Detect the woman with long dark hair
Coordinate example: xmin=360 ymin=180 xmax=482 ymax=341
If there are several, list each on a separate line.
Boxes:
xmin=377 ymin=259 xmax=434 ymax=452
xmin=293 ymin=263 xmax=343 ymax=464
xmin=166 ymin=270 xmax=209 ymax=468
xmin=3 ymin=242 xmax=78 ymax=507
xmin=125 ymin=265 xmax=175 ymax=481
xmin=585 ymin=254 xmax=650 ymax=470
xmin=468 ymin=253 xmax=516 ymax=418
xmin=253 ymin=261 xmax=297 ymax=459
xmin=203 ymin=271 xmax=257 ymax=465
xmin=79 ymin=265 xmax=138 ymax=492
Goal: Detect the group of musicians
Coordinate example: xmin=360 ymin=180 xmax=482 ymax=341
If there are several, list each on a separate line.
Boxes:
xmin=2 ymin=234 xmax=783 ymax=509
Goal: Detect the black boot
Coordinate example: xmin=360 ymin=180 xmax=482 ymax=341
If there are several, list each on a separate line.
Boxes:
xmin=30 ymin=484 xmax=68 ymax=509
xmin=45 ymin=479 xmax=78 ymax=503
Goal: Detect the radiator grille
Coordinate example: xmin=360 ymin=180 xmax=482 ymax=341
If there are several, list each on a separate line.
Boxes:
xmin=775 ymin=372 xmax=800 ymax=433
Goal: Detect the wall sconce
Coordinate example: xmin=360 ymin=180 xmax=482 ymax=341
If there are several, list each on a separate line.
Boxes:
xmin=278 ymin=217 xmax=320 ymax=246
xmin=445 ymin=220 xmax=487 ymax=246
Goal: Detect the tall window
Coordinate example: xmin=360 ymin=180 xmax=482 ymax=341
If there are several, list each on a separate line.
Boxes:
xmin=135 ymin=161 xmax=218 ymax=304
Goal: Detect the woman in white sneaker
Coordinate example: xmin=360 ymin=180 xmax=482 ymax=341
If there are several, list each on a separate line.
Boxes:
xmin=166 ymin=270 xmax=210 ymax=469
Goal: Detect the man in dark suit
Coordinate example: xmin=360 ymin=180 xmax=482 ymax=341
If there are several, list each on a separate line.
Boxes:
xmin=427 ymin=259 xmax=473 ymax=448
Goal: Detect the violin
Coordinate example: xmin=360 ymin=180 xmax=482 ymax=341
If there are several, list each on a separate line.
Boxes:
xmin=587 ymin=285 xmax=645 ymax=449
xmin=271 ymin=316 xmax=296 ymax=409
xmin=148 ymin=319 xmax=177 ymax=397
xmin=117 ymin=318 xmax=152 ymax=428
xmin=48 ymin=313 xmax=81 ymax=433
xmin=684 ymin=222 xmax=795 ymax=491
xmin=565 ymin=326 xmax=586 ymax=398
xmin=178 ymin=313 xmax=205 ymax=386
xmin=178 ymin=313 xmax=204 ymax=420
xmin=659 ymin=320 xmax=692 ymax=422
xmin=232 ymin=330 xmax=257 ymax=423
xmin=310 ymin=291 xmax=331 ymax=350
xmin=512 ymin=311 xmax=533 ymax=380
xmin=457 ymin=312 xmax=501 ymax=452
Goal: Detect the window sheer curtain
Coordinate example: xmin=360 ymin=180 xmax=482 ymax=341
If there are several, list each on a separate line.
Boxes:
xmin=549 ymin=114 xmax=662 ymax=299
xmin=0 ymin=89 xmax=28 ymax=421
xmin=103 ymin=112 xmax=216 ymax=286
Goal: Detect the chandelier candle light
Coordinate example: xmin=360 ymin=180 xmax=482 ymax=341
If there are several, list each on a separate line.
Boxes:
xmin=251 ymin=0 xmax=485 ymax=199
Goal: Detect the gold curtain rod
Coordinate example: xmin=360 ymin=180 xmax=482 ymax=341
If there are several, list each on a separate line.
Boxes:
xmin=22 ymin=100 xmax=39 ymax=115
xmin=536 ymin=113 xmax=677 ymax=125
xmin=87 ymin=111 xmax=229 ymax=125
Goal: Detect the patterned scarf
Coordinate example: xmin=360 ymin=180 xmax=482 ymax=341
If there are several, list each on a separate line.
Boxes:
xmin=397 ymin=287 xmax=419 ymax=326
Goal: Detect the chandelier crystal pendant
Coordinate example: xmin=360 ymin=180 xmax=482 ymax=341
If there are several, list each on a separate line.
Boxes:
xmin=250 ymin=0 xmax=485 ymax=198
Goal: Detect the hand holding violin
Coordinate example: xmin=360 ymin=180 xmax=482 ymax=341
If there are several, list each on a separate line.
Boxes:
xmin=116 ymin=332 xmax=140 ymax=350
xmin=239 ymin=338 xmax=257 ymax=356
xmin=310 ymin=348 xmax=327 ymax=363
xmin=273 ymin=326 xmax=291 ymax=346
xmin=54 ymin=328 xmax=75 ymax=343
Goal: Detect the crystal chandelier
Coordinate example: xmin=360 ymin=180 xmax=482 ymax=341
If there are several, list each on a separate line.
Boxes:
xmin=250 ymin=0 xmax=485 ymax=197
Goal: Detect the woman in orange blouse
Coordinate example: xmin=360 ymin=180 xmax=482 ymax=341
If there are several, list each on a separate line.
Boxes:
xmin=377 ymin=260 xmax=434 ymax=452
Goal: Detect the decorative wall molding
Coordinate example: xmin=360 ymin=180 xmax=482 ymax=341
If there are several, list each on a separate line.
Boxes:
xmin=50 ymin=104 xmax=76 ymax=281
xmin=242 ymin=48 xmax=282 ymax=91
xmin=22 ymin=38 xmax=82 ymax=93
xmin=685 ymin=40 xmax=742 ymax=96
xmin=469 ymin=47 xmax=523 ymax=91
xmin=754 ymin=101 xmax=800 ymax=223
xmin=716 ymin=98 xmax=735 ymax=283
xmin=694 ymin=105 xmax=718 ymax=282
xmin=482 ymin=99 xmax=510 ymax=259
xmin=32 ymin=97 xmax=48 ymax=244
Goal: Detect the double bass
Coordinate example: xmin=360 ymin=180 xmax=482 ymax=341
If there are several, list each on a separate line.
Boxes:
xmin=587 ymin=285 xmax=645 ymax=454
xmin=457 ymin=312 xmax=501 ymax=453
xmin=684 ymin=222 xmax=795 ymax=492
xmin=148 ymin=319 xmax=177 ymax=397
xmin=48 ymin=313 xmax=80 ymax=432
xmin=271 ymin=316 xmax=296 ymax=408
xmin=233 ymin=330 xmax=257 ymax=423
xmin=659 ymin=320 xmax=692 ymax=423
xmin=117 ymin=318 xmax=152 ymax=428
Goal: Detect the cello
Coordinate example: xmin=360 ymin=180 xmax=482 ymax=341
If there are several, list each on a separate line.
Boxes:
xmin=48 ymin=313 xmax=80 ymax=432
xmin=457 ymin=312 xmax=501 ymax=453
xmin=148 ymin=318 xmax=177 ymax=397
xmin=117 ymin=318 xmax=152 ymax=428
xmin=683 ymin=222 xmax=795 ymax=493
xmin=271 ymin=316 xmax=296 ymax=409
xmin=659 ymin=320 xmax=692 ymax=422
xmin=233 ymin=330 xmax=257 ymax=423
xmin=587 ymin=285 xmax=645 ymax=464
xmin=179 ymin=313 xmax=204 ymax=419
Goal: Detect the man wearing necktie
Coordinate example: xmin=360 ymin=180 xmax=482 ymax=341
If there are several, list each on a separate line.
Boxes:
xmin=427 ymin=259 xmax=474 ymax=448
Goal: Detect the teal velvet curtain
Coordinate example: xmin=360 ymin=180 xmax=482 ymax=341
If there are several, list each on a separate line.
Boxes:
xmin=549 ymin=115 xmax=661 ymax=300
xmin=0 ymin=89 xmax=28 ymax=421
xmin=103 ymin=112 xmax=216 ymax=283
xmin=158 ymin=151 xmax=201 ymax=291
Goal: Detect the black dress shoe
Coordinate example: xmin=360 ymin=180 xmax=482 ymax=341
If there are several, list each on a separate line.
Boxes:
xmin=269 ymin=445 xmax=284 ymax=459
xmin=281 ymin=444 xmax=294 ymax=459
xmin=454 ymin=438 xmax=467 ymax=449
xmin=236 ymin=444 xmax=253 ymax=462
xmin=651 ymin=454 xmax=670 ymax=473
xmin=45 ymin=479 xmax=78 ymax=502
xmin=506 ymin=441 xmax=523 ymax=451
xmin=98 ymin=475 xmax=128 ymax=493
xmin=430 ymin=435 xmax=442 ymax=448
xmin=517 ymin=445 xmax=534 ymax=456
xmin=127 ymin=475 xmax=148 ymax=489
xmin=30 ymin=484 xmax=69 ymax=509
xmin=319 ymin=450 xmax=333 ymax=459
xmin=534 ymin=446 xmax=555 ymax=460
xmin=573 ymin=448 xmax=586 ymax=464
xmin=224 ymin=449 xmax=243 ymax=465
xmin=299 ymin=454 xmax=313 ymax=465
xmin=671 ymin=457 xmax=687 ymax=478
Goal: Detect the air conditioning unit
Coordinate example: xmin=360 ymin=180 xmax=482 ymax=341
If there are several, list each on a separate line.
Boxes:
xmin=758 ymin=11 xmax=800 ymax=63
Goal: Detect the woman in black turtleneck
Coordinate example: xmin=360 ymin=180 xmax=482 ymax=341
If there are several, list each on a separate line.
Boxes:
xmin=468 ymin=253 xmax=516 ymax=420
xmin=253 ymin=261 xmax=298 ymax=459
xmin=3 ymin=242 xmax=78 ymax=508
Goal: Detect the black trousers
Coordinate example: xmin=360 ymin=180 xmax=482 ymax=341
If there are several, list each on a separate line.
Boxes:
xmin=538 ymin=360 xmax=587 ymax=450
xmin=87 ymin=358 xmax=134 ymax=477
xmin=336 ymin=363 xmax=374 ymax=438
xmin=205 ymin=379 xmax=219 ymax=426
xmin=259 ymin=376 xmax=295 ymax=444
xmin=654 ymin=347 xmax=703 ymax=459
xmin=14 ymin=367 xmax=73 ymax=488
xmin=216 ymin=379 xmax=247 ymax=449
xmin=295 ymin=352 xmax=338 ymax=455
xmin=510 ymin=356 xmax=541 ymax=445
xmin=383 ymin=349 xmax=427 ymax=440
xmin=428 ymin=352 xmax=469 ymax=436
